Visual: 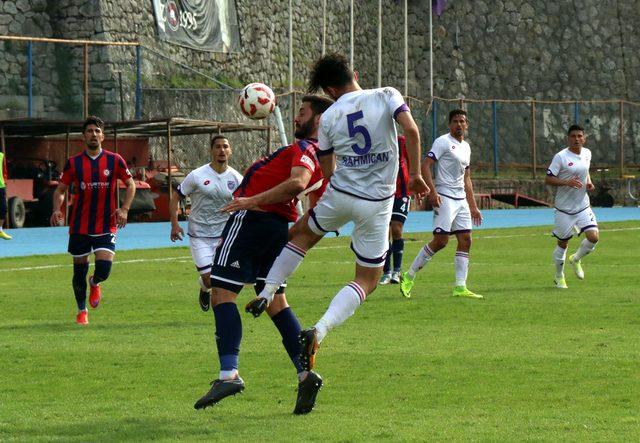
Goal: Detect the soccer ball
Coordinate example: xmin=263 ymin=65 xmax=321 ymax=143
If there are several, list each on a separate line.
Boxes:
xmin=238 ymin=83 xmax=276 ymax=120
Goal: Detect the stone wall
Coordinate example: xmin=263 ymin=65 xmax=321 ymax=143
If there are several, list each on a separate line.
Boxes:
xmin=1 ymin=1 xmax=639 ymax=146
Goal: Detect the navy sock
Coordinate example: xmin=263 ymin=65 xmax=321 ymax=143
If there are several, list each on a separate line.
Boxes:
xmin=91 ymin=260 xmax=112 ymax=285
xmin=213 ymin=302 xmax=242 ymax=372
xmin=72 ymin=263 xmax=89 ymax=311
xmin=382 ymin=241 xmax=392 ymax=274
xmin=271 ymin=307 xmax=304 ymax=373
xmin=392 ymin=238 xmax=405 ymax=272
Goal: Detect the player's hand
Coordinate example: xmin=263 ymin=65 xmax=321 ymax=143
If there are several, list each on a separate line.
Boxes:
xmin=220 ymin=197 xmax=259 ymax=213
xmin=427 ymin=191 xmax=442 ymax=208
xmin=114 ymin=207 xmax=129 ymax=229
xmin=408 ymin=175 xmax=429 ymax=201
xmin=565 ymin=177 xmax=583 ymax=189
xmin=170 ymin=224 xmax=184 ymax=242
xmin=471 ymin=207 xmax=483 ymax=226
xmin=50 ymin=210 xmax=63 ymax=226
xmin=586 ymin=182 xmax=595 ymax=191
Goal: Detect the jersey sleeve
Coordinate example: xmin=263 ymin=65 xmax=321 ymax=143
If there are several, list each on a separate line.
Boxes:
xmin=426 ymin=138 xmax=445 ymax=162
xmin=115 ymin=154 xmax=132 ymax=181
xmin=316 ymin=114 xmax=334 ymax=156
xmin=547 ymin=153 xmax=562 ymax=176
xmin=385 ymin=87 xmax=409 ymax=121
xmin=177 ymin=171 xmax=196 ymax=197
xmin=291 ymin=144 xmax=318 ymax=174
xmin=59 ymin=159 xmax=75 ymax=185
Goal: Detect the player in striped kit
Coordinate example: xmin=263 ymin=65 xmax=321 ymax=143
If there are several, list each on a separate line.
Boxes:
xmin=169 ymin=135 xmax=242 ymax=311
xmin=50 ymin=116 xmax=136 ymax=325
xmin=545 ymin=124 xmax=599 ymax=289
xmin=400 ymin=109 xmax=483 ymax=299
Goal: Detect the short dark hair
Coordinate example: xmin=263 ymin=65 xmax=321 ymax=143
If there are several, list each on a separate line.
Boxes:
xmin=82 ymin=115 xmax=104 ymax=132
xmin=210 ymin=134 xmax=229 ymax=148
xmin=308 ymin=53 xmax=354 ymax=93
xmin=301 ymin=95 xmax=334 ymax=115
xmin=567 ymin=124 xmax=584 ymax=135
xmin=448 ymin=109 xmax=467 ymax=123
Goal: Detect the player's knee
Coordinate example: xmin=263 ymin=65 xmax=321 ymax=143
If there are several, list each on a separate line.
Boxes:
xmin=93 ymin=260 xmax=112 ymax=283
xmin=585 ymin=230 xmax=599 ymax=243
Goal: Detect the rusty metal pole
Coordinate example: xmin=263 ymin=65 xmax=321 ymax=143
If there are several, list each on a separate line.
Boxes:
xmin=167 ymin=120 xmax=173 ymax=211
xmin=266 ymin=126 xmax=272 ymax=155
xmin=531 ymin=100 xmax=537 ymax=179
xmin=83 ymin=44 xmax=89 ymax=118
xmin=619 ymin=100 xmax=625 ymax=178
xmin=114 ymin=128 xmax=120 ymax=208
xmin=291 ymin=91 xmax=297 ymax=142
xmin=65 ymin=128 xmax=70 ymax=225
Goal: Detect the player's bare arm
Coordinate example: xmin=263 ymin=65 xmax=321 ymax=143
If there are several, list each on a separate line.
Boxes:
xmin=545 ymin=175 xmax=583 ymax=189
xmin=318 ymin=152 xmax=336 ymax=182
xmin=50 ymin=182 xmax=69 ymax=226
xmin=396 ymin=111 xmax=429 ymax=198
xmin=115 ymin=177 xmax=136 ymax=229
xmin=586 ymin=173 xmax=595 ymax=191
xmin=464 ymin=168 xmax=482 ymax=226
xmin=421 ymin=157 xmax=441 ymax=207
xmin=169 ymin=189 xmax=185 ymax=241
xmin=221 ymin=166 xmax=312 ymax=212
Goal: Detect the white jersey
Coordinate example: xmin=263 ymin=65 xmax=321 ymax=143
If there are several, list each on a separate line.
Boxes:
xmin=427 ymin=133 xmax=470 ymax=199
xmin=547 ymin=147 xmax=591 ymax=214
xmin=177 ymin=164 xmax=243 ymax=237
xmin=317 ymin=87 xmax=407 ymax=201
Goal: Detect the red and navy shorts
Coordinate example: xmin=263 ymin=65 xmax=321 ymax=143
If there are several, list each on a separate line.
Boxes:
xmin=211 ymin=210 xmax=287 ymax=295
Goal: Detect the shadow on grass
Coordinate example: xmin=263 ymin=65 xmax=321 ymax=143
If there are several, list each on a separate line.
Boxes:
xmin=0 ymin=320 xmax=197 ymax=333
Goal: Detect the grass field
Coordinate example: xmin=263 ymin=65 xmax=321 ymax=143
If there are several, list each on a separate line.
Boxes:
xmin=1 ymin=221 xmax=639 ymax=441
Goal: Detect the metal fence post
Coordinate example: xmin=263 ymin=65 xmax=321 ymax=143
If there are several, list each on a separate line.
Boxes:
xmin=620 ymin=100 xmax=624 ymax=177
xmin=135 ymin=45 xmax=142 ymax=119
xmin=431 ymin=99 xmax=437 ymax=146
xmin=531 ymin=100 xmax=537 ymax=179
xmin=83 ymin=44 xmax=89 ymax=118
xmin=492 ymin=101 xmax=499 ymax=177
xmin=574 ymin=101 xmax=580 ymax=124
xmin=27 ymin=41 xmax=33 ymax=118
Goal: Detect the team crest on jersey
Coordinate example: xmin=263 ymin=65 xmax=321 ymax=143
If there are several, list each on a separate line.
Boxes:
xmin=204 ymin=180 xmax=211 ymax=186
xmin=227 ymin=180 xmax=236 ymax=190
xmin=103 ymin=169 xmax=111 ymax=177
xmin=80 ymin=182 xmax=86 ymax=190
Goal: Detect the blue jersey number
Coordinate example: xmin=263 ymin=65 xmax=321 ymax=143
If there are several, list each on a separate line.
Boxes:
xmin=346 ymin=111 xmax=372 ymax=155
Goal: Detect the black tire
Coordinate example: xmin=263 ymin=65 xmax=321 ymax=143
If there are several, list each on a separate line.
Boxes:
xmin=8 ymin=197 xmax=26 ymax=228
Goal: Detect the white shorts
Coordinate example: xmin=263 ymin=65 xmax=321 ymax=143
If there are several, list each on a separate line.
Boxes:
xmin=432 ymin=195 xmax=472 ymax=234
xmin=308 ymin=186 xmax=393 ymax=267
xmin=552 ymin=207 xmax=598 ymax=241
xmin=189 ymin=236 xmax=221 ymax=274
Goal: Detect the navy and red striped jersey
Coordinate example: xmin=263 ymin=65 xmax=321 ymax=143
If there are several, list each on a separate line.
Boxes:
xmin=234 ymin=139 xmax=323 ymax=222
xmin=60 ymin=149 xmax=132 ymax=235
xmin=395 ymin=135 xmax=411 ymax=198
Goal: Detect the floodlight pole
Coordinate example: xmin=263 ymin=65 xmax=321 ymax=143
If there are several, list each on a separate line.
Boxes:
xmin=429 ymin=2 xmax=433 ymax=99
xmin=322 ymin=0 xmax=326 ymax=56
xmin=377 ymin=0 xmax=382 ymax=88
xmin=404 ymin=0 xmax=408 ymax=96
xmin=288 ymin=0 xmax=293 ymax=92
xmin=350 ymin=0 xmax=354 ymax=69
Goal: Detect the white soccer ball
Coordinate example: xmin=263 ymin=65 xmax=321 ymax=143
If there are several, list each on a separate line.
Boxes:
xmin=238 ymin=83 xmax=276 ymax=120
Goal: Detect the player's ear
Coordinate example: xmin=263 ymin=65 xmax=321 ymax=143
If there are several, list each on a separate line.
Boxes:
xmin=353 ymin=70 xmax=359 ymax=82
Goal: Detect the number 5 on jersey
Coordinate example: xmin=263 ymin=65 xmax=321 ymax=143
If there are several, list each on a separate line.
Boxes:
xmin=346 ymin=111 xmax=372 ymax=155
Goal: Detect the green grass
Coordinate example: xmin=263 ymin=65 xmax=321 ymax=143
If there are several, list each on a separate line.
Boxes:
xmin=1 ymin=221 xmax=639 ymax=441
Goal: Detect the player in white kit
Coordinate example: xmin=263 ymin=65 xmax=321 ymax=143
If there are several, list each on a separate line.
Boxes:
xmin=169 ymin=135 xmax=243 ymax=310
xmin=400 ymin=109 xmax=484 ymax=299
xmin=545 ymin=124 xmax=599 ymax=289
xmin=244 ymin=53 xmax=428 ymax=372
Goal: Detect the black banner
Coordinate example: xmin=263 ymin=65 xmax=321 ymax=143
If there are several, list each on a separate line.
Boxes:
xmin=152 ymin=0 xmax=240 ymax=52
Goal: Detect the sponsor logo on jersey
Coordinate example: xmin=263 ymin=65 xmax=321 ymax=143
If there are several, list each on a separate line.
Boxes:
xmin=230 ymin=261 xmax=241 ymax=269
xmin=451 ymin=145 xmax=456 ymax=150
xmin=204 ymin=180 xmax=211 ymax=186
xmin=568 ymin=162 xmax=574 ymax=166
xmin=300 ymin=155 xmax=316 ymax=171
xmin=79 ymin=181 xmax=110 ymax=190
xmin=341 ymin=151 xmax=390 ymax=167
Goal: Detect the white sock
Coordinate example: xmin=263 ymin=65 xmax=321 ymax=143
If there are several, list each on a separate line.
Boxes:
xmin=258 ymin=242 xmax=306 ymax=303
xmin=553 ymin=246 xmax=567 ymax=278
xmin=219 ymin=370 xmax=238 ymax=380
xmin=315 ymin=282 xmax=365 ymax=343
xmin=573 ymin=238 xmax=597 ymax=261
xmin=408 ymin=245 xmax=435 ymax=278
xmin=454 ymin=251 xmax=469 ymax=287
